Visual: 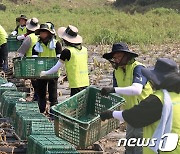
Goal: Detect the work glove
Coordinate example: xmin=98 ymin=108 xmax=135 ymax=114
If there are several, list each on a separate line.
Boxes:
xmin=101 ymin=87 xmax=115 ymax=96
xmin=16 ymin=35 xmax=26 ymax=40
xmin=40 ymin=71 xmax=47 ymax=77
xmin=100 ymin=110 xmax=113 ymax=121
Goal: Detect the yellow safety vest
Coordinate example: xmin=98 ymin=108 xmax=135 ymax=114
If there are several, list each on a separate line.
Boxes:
xmin=17 ymin=26 xmax=27 ymax=35
xmin=115 ymin=61 xmax=153 ymax=110
xmin=143 ymin=90 xmax=180 ymax=154
xmin=65 ymin=46 xmax=89 ymax=88
xmin=25 ymin=33 xmax=38 ymax=57
xmin=0 ymin=25 xmax=8 ymax=45
xmin=38 ymin=40 xmax=57 ymax=57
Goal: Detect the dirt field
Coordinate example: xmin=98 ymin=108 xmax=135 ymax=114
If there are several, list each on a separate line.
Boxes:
xmin=2 ymin=42 xmax=180 ymax=153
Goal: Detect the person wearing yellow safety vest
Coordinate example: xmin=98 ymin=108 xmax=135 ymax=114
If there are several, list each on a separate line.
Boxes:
xmin=0 ymin=24 xmax=8 ymax=71
xmin=11 ymin=15 xmax=28 ymax=40
xmin=100 ymin=58 xmax=180 ymax=154
xmin=40 ymin=25 xmax=89 ymax=96
xmin=32 ymin=22 xmax=62 ymax=114
xmin=17 ymin=17 xmax=40 ymax=101
xmin=101 ymin=42 xmax=153 ymax=154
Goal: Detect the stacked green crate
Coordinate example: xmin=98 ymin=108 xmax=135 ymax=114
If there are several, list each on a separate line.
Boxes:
xmin=30 ymin=121 xmax=55 ymax=135
xmin=27 ymin=135 xmax=78 ymax=154
xmin=0 ymin=82 xmax=17 ymax=95
xmin=0 ymin=77 xmax=7 ymax=84
xmin=15 ymin=111 xmax=48 ymax=140
xmin=12 ymin=102 xmax=39 ymax=128
xmin=1 ymin=97 xmax=23 ymax=117
xmin=2 ymin=91 xmax=27 ymax=98
xmin=0 ymin=91 xmax=27 ymax=116
xmin=0 ymin=78 xmax=8 ymax=114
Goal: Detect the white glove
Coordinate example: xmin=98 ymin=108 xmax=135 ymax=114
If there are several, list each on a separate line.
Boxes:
xmin=17 ymin=35 xmax=25 ymax=40
xmin=11 ymin=31 xmax=17 ymax=36
xmin=40 ymin=71 xmax=47 ymax=77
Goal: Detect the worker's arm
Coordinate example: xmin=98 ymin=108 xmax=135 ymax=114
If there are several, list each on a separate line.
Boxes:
xmin=100 ymin=95 xmax=163 ymax=128
xmin=17 ymin=36 xmax=31 ymax=57
xmin=101 ymin=65 xmax=148 ymax=96
xmin=40 ymin=48 xmax=71 ymax=76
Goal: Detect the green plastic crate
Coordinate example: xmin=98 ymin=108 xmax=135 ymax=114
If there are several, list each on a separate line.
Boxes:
xmin=13 ymin=57 xmax=60 ymax=79
xmin=12 ymin=102 xmax=39 ymax=126
xmin=45 ymin=150 xmax=79 ymax=154
xmin=0 ymin=83 xmax=17 ymax=95
xmin=7 ymin=37 xmax=22 ymax=52
xmin=2 ymin=91 xmax=26 ymax=99
xmin=0 ymin=97 xmax=23 ymax=117
xmin=51 ymin=86 xmax=125 ymax=149
xmin=0 ymin=77 xmax=7 ymax=84
xmin=27 ymin=135 xmax=78 ymax=154
xmin=14 ymin=111 xmax=48 ymax=140
xmin=30 ymin=121 xmax=55 ymax=135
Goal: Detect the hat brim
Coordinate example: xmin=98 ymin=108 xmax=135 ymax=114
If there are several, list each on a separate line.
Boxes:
xmin=35 ymin=28 xmax=55 ymax=35
xmin=141 ymin=67 xmax=165 ymax=86
xmin=103 ymin=50 xmax=138 ymax=60
xmin=57 ymin=27 xmax=82 ymax=44
xmin=26 ymin=19 xmax=40 ymax=32
xmin=16 ymin=17 xmax=28 ymax=22
xmin=26 ymin=25 xmax=40 ymax=31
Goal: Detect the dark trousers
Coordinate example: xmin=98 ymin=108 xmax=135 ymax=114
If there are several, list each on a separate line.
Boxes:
xmin=36 ymin=78 xmax=58 ymax=113
xmin=0 ymin=43 xmax=8 ymax=70
xmin=70 ymin=86 xmax=87 ymax=96
xmin=31 ymin=79 xmax=38 ymax=100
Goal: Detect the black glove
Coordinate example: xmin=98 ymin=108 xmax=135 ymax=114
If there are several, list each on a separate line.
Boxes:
xmin=100 ymin=110 xmax=113 ymax=121
xmin=101 ymin=87 xmax=115 ymax=96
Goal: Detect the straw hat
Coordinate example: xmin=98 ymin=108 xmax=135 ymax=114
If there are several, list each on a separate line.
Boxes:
xmin=57 ymin=25 xmax=82 ymax=44
xmin=26 ymin=18 xmax=40 ymax=31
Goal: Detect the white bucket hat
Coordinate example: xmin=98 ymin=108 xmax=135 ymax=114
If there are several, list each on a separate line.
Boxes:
xmin=57 ymin=25 xmax=82 ymax=44
xmin=26 ymin=18 xmax=40 ymax=32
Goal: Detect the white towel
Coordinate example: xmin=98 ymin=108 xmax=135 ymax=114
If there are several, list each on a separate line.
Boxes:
xmin=34 ymin=42 xmax=43 ymax=52
xmin=49 ymin=38 xmax=56 ymax=49
xmin=150 ymin=89 xmax=173 ymax=153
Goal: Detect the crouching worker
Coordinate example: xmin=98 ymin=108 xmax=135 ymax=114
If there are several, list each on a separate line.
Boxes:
xmin=40 ymin=25 xmax=89 ymax=96
xmin=32 ymin=22 xmax=62 ymax=113
xmin=100 ymin=58 xmax=180 ymax=154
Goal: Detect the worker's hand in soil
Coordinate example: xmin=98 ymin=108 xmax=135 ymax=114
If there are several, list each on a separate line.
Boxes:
xmin=40 ymin=71 xmax=47 ymax=77
xmin=100 ymin=110 xmax=113 ymax=121
xmin=101 ymin=87 xmax=115 ymax=96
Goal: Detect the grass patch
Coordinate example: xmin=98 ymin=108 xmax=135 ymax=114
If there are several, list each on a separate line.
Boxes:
xmin=1 ymin=0 xmax=180 ymax=45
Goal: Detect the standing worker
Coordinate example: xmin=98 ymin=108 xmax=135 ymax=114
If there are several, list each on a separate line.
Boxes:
xmin=17 ymin=17 xmax=40 ymax=101
xmin=101 ymin=42 xmax=153 ymax=154
xmin=0 ymin=25 xmax=8 ymax=71
xmin=11 ymin=14 xmax=28 ymax=40
xmin=32 ymin=22 xmax=62 ymax=114
xmin=40 ymin=25 xmax=90 ymax=96
xmin=100 ymin=58 xmax=180 ymax=154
